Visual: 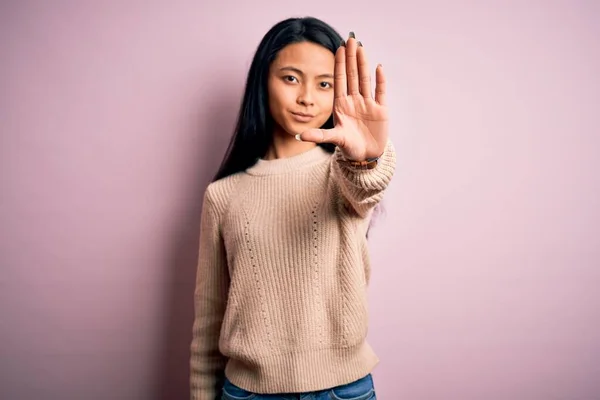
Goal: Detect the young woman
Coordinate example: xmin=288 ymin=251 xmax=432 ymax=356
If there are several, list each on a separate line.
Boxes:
xmin=190 ymin=16 xmax=396 ymax=400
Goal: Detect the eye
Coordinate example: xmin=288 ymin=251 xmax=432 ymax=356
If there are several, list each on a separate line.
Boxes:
xmin=284 ymin=75 xmax=298 ymax=83
xmin=320 ymin=81 xmax=333 ymax=89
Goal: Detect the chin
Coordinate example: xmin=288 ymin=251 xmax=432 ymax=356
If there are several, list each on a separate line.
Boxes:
xmin=279 ymin=123 xmax=304 ymax=137
xmin=284 ymin=120 xmax=322 ymax=136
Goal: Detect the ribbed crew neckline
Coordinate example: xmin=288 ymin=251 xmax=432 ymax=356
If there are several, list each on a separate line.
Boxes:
xmin=246 ymin=145 xmax=332 ymax=176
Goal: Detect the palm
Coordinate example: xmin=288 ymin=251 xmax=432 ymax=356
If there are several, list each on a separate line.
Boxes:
xmin=332 ymin=93 xmax=388 ymax=161
xmin=300 ymin=35 xmax=389 ymax=161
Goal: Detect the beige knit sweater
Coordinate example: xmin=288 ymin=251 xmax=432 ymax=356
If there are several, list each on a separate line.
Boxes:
xmin=190 ymin=140 xmax=396 ymax=399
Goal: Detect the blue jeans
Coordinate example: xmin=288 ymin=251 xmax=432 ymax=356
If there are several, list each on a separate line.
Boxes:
xmin=221 ymin=374 xmax=376 ymax=400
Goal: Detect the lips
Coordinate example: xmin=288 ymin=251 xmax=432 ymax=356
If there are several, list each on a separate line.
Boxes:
xmin=290 ymin=111 xmax=315 ymax=122
xmin=292 ymin=112 xmax=315 ymax=117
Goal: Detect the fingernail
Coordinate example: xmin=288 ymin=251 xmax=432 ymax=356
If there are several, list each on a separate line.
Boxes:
xmin=340 ymin=39 xmax=346 ymax=47
xmin=358 ymin=41 xmax=363 ymax=47
xmin=349 ymin=31 xmax=355 ymax=39
xmin=378 ymin=63 xmax=383 ymax=68
xmin=295 ymin=134 xmax=302 ymax=141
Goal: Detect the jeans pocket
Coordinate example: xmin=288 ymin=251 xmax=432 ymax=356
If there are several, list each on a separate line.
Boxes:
xmin=328 ymin=374 xmax=375 ymax=400
xmin=221 ymin=378 xmax=256 ymax=400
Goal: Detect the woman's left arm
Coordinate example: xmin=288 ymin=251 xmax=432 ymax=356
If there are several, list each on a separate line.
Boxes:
xmin=297 ymin=32 xmax=396 ymax=217
xmin=330 ymin=139 xmax=396 ymax=217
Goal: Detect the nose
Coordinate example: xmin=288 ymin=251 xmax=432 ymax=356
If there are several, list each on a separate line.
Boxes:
xmin=297 ymin=85 xmax=315 ymax=106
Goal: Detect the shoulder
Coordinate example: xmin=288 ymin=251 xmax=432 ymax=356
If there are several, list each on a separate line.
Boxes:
xmin=203 ymin=172 xmax=245 ymax=216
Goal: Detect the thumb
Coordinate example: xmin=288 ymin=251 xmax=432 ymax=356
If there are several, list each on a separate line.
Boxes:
xmin=296 ymin=127 xmax=345 ymax=147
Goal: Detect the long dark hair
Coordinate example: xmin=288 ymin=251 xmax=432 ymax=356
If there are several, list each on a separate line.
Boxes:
xmin=213 ymin=17 xmax=343 ymax=181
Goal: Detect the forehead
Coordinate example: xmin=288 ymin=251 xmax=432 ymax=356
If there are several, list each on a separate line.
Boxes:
xmin=271 ymin=41 xmax=335 ymax=72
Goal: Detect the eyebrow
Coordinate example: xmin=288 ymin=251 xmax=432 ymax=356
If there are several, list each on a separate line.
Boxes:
xmin=279 ymin=66 xmax=334 ymax=79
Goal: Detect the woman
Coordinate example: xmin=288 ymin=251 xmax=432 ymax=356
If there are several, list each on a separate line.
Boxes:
xmin=191 ymin=16 xmax=395 ymax=400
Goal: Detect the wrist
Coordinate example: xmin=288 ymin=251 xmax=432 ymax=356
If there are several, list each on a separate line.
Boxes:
xmin=339 ymin=155 xmax=380 ymax=170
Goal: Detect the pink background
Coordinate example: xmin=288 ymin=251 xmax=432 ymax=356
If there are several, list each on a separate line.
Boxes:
xmin=1 ymin=1 xmax=599 ymax=399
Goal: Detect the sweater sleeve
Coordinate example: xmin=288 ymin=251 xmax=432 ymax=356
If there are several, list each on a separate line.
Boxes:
xmin=331 ymin=139 xmax=396 ymax=218
xmin=190 ymin=188 xmax=229 ymax=400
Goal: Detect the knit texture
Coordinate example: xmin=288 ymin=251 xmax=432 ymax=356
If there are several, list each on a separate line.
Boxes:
xmin=190 ymin=140 xmax=396 ymax=399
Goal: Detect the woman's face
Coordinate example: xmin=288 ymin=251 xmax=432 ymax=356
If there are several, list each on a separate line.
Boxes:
xmin=267 ymin=41 xmax=335 ymax=138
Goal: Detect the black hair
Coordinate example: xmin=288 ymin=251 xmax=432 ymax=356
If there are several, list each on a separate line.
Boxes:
xmin=213 ymin=16 xmax=343 ymax=181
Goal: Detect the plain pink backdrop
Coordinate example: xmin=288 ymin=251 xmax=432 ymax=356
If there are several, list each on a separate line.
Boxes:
xmin=1 ymin=1 xmax=599 ymax=399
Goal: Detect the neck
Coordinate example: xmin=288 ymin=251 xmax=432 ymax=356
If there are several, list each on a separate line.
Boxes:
xmin=264 ymin=128 xmax=317 ymax=160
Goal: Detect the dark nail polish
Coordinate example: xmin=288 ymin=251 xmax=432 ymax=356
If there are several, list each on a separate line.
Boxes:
xmin=358 ymin=41 xmax=363 ymax=47
xmin=340 ymin=39 xmax=346 ymax=47
xmin=349 ymin=31 xmax=356 ymax=39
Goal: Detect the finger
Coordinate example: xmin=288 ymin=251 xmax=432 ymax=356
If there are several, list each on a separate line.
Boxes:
xmin=296 ymin=127 xmax=345 ymax=147
xmin=356 ymin=43 xmax=372 ymax=98
xmin=374 ymin=64 xmax=386 ymax=106
xmin=346 ymin=36 xmax=360 ymax=95
xmin=334 ymin=44 xmax=347 ymax=99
